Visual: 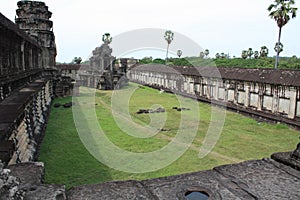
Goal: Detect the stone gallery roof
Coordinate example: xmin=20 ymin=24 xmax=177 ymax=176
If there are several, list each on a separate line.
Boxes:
xmin=132 ymin=64 xmax=300 ymax=87
xmin=0 ymin=12 xmax=40 ymax=48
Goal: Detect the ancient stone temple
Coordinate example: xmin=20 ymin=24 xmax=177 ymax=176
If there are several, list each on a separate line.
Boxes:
xmin=78 ymin=33 xmax=128 ymax=90
xmin=15 ymin=0 xmax=56 ymax=68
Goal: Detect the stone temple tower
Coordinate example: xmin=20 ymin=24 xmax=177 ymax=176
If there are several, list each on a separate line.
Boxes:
xmin=15 ymin=0 xmax=56 ymax=68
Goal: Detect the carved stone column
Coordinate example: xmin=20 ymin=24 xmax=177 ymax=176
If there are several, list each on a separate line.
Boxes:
xmin=257 ymin=84 xmax=264 ymax=111
xmin=288 ymin=87 xmax=297 ymax=119
xmin=224 ymin=81 xmax=229 ymax=102
xmin=272 ymin=86 xmax=279 ymax=114
xmin=0 ymin=86 xmax=3 ymax=101
xmin=234 ymin=82 xmax=238 ymax=104
xmin=21 ymin=41 xmax=25 ymax=71
xmin=245 ymin=82 xmax=250 ymax=108
xmin=214 ymin=80 xmax=219 ymax=101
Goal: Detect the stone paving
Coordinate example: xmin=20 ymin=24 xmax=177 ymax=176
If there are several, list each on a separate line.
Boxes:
xmin=2 ymin=146 xmax=299 ymax=199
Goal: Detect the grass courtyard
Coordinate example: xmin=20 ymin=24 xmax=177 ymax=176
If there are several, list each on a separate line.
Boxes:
xmin=38 ymin=83 xmax=300 ymax=189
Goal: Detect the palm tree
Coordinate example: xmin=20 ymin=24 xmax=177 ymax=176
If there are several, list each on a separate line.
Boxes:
xmin=254 ymin=51 xmax=259 ymax=59
xmin=220 ymin=52 xmax=226 ymax=59
xmin=260 ymin=46 xmax=269 ymax=57
xmin=204 ymin=49 xmax=209 ymax=58
xmin=177 ymin=50 xmax=182 ymax=58
xmin=73 ymin=57 xmax=82 ymax=64
xmin=247 ymin=48 xmax=254 ymax=59
xmin=199 ymin=51 xmax=205 ymax=59
xmin=268 ymin=0 xmax=297 ymax=69
xmin=164 ymin=30 xmax=174 ymax=64
xmin=102 ymin=33 xmax=112 ymax=44
xmin=241 ymin=50 xmax=248 ymax=59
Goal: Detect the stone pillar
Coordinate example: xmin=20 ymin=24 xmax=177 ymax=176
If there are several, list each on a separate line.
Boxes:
xmin=288 ymin=87 xmax=297 ymax=119
xmin=257 ymin=85 xmax=263 ymax=111
xmin=0 ymin=45 xmax=2 ymax=75
xmin=245 ymin=83 xmax=250 ymax=108
xmin=272 ymin=86 xmax=279 ymax=114
xmin=224 ymin=82 xmax=229 ymax=102
xmin=21 ymin=41 xmax=25 ymax=71
xmin=29 ymin=48 xmax=33 ymax=69
xmin=214 ymin=80 xmax=219 ymax=100
xmin=94 ymin=77 xmax=98 ymax=88
xmin=24 ymin=105 xmax=33 ymax=144
xmin=25 ymin=103 xmax=34 ymax=161
xmin=234 ymin=82 xmax=238 ymax=104
xmin=0 ymin=86 xmax=3 ymax=101
xmin=87 ymin=77 xmax=91 ymax=87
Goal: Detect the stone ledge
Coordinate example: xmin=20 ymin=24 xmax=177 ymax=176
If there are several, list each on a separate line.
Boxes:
xmin=22 ymin=184 xmax=66 ymax=200
xmin=8 ymin=162 xmax=45 ymax=186
xmin=271 ymin=142 xmax=300 ymax=171
xmin=214 ymin=158 xmax=300 ymax=199
xmin=7 ymin=162 xmax=66 ymax=200
xmin=66 ymin=158 xmax=300 ymax=199
xmin=67 ymin=180 xmax=155 ymax=200
xmin=5 ymin=155 xmax=300 ymax=199
xmin=271 ymin=152 xmax=300 ymax=171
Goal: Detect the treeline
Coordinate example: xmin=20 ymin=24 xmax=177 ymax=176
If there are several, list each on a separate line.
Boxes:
xmin=139 ymin=56 xmax=300 ymax=69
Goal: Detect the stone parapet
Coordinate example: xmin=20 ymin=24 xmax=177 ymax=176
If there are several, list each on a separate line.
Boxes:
xmin=0 ymin=78 xmax=53 ymax=165
xmin=2 ymin=148 xmax=300 ymax=199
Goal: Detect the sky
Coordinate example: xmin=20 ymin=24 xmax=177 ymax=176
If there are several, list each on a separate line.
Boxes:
xmin=0 ymin=0 xmax=299 ymax=62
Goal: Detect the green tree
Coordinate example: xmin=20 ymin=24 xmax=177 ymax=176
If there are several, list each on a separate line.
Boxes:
xmin=177 ymin=50 xmax=182 ymax=58
xmin=220 ymin=52 xmax=226 ymax=59
xmin=199 ymin=51 xmax=205 ymax=59
xmin=254 ymin=51 xmax=259 ymax=59
xmin=215 ymin=53 xmax=220 ymax=59
xmin=268 ymin=0 xmax=297 ymax=69
xmin=260 ymin=46 xmax=269 ymax=57
xmin=152 ymin=58 xmax=165 ymax=64
xmin=204 ymin=49 xmax=209 ymax=58
xmin=241 ymin=50 xmax=248 ymax=59
xmin=247 ymin=48 xmax=254 ymax=59
xmin=102 ymin=33 xmax=112 ymax=44
xmin=139 ymin=56 xmax=153 ymax=64
xmin=73 ymin=57 xmax=82 ymax=64
xmin=164 ymin=30 xmax=174 ymax=64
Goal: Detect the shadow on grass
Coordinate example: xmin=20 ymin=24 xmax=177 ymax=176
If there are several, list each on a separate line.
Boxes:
xmin=38 ymin=97 xmax=114 ymax=189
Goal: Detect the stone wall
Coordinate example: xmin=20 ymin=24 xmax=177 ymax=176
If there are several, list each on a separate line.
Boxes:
xmin=0 ymin=2 xmax=55 ymax=165
xmin=0 ymin=12 xmax=43 ymax=104
xmin=0 ymin=78 xmax=53 ymax=165
xmin=130 ymin=65 xmax=300 ymax=126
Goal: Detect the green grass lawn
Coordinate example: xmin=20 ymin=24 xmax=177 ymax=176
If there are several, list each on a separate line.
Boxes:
xmin=38 ymin=83 xmax=300 ymax=189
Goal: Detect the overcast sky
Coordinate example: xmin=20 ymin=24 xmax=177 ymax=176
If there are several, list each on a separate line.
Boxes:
xmin=0 ymin=0 xmax=299 ymax=62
